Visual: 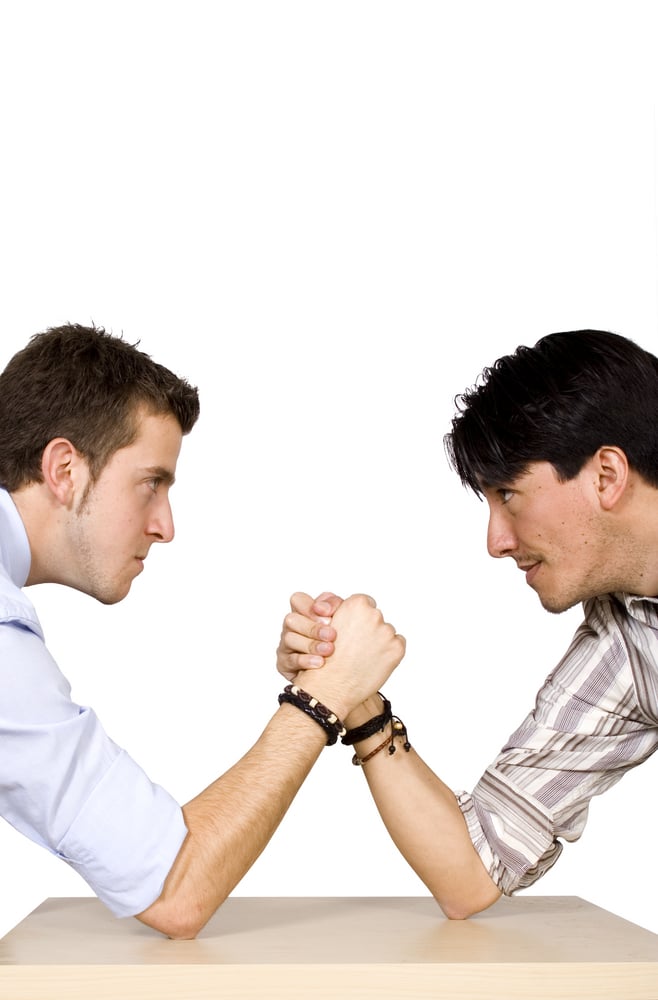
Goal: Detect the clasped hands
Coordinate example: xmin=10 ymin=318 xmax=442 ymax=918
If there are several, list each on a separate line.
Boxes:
xmin=276 ymin=591 xmax=405 ymax=728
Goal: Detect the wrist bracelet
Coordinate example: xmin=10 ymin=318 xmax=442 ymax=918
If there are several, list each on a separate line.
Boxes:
xmin=351 ymin=730 xmax=392 ymax=766
xmin=278 ymin=684 xmax=346 ymax=746
xmin=352 ymin=714 xmax=411 ymax=766
xmin=341 ymin=693 xmax=392 ymax=745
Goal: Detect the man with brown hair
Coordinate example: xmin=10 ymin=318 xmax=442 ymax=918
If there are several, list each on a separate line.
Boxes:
xmin=0 ymin=323 xmax=405 ymax=938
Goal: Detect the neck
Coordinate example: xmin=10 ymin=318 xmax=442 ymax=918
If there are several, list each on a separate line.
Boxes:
xmin=10 ymin=485 xmax=66 ymax=586
xmin=606 ymin=477 xmax=658 ymax=597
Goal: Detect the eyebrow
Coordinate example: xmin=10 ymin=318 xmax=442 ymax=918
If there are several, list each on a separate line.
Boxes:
xmin=143 ymin=465 xmax=176 ymax=486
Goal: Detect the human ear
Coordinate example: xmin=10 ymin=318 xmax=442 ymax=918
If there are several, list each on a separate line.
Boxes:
xmin=40 ymin=438 xmax=87 ymax=507
xmin=595 ymin=447 xmax=629 ymax=511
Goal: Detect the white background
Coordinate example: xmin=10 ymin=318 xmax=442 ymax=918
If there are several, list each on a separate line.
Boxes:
xmin=1 ymin=0 xmax=658 ymax=938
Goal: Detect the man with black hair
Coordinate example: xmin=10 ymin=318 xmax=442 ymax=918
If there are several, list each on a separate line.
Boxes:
xmin=279 ymin=329 xmax=658 ymax=918
xmin=0 ymin=323 xmax=405 ymax=938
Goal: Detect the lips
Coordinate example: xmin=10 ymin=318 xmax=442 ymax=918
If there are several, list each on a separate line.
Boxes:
xmin=522 ymin=562 xmax=541 ymax=586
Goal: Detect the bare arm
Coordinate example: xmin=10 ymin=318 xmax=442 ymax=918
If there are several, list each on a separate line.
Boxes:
xmin=277 ymin=593 xmax=500 ymax=920
xmin=138 ymin=594 xmax=404 ymax=939
xmin=137 ymin=706 xmax=326 ymax=938
xmin=345 ymin=696 xmax=501 ymax=919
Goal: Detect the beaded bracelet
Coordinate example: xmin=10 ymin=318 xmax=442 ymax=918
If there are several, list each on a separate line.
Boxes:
xmin=278 ymin=684 xmax=346 ymax=746
xmin=351 ymin=714 xmax=411 ymax=766
xmin=341 ymin=693 xmax=392 ymax=746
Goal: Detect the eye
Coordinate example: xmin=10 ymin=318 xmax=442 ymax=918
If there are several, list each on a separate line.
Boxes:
xmin=147 ymin=477 xmax=163 ymax=493
xmin=498 ymin=488 xmax=515 ymax=505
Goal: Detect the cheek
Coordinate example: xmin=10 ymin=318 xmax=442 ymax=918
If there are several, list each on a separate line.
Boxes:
xmin=110 ymin=493 xmax=144 ymax=527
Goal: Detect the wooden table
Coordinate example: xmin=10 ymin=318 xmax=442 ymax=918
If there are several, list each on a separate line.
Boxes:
xmin=1 ymin=895 xmax=657 ymax=999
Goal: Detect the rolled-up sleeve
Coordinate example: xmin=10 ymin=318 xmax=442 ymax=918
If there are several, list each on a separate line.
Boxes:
xmin=457 ymin=596 xmax=658 ymax=895
xmin=0 ymin=621 xmax=188 ymax=917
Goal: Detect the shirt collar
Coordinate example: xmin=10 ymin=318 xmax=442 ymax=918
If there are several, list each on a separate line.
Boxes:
xmin=614 ymin=591 xmax=658 ymax=628
xmin=0 ymin=488 xmax=32 ymax=588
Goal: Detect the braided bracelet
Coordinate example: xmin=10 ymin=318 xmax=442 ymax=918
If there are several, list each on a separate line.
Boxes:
xmin=341 ymin=693 xmax=392 ymax=745
xmin=352 ymin=714 xmax=411 ymax=766
xmin=278 ymin=684 xmax=346 ymax=746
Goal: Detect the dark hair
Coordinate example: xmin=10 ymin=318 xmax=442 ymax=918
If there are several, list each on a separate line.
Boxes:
xmin=0 ymin=323 xmax=200 ymax=491
xmin=445 ymin=329 xmax=658 ymax=494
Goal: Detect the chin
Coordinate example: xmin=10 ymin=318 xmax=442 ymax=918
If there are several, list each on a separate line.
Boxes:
xmin=538 ymin=591 xmax=584 ymax=615
xmin=93 ymin=583 xmax=132 ymax=606
xmin=540 ymin=600 xmax=570 ymax=615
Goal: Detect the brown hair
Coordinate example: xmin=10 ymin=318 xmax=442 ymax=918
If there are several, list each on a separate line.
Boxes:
xmin=0 ymin=323 xmax=200 ymax=491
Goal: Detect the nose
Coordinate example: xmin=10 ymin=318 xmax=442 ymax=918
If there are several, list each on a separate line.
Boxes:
xmin=486 ymin=506 xmax=517 ymax=559
xmin=149 ymin=497 xmax=175 ymax=544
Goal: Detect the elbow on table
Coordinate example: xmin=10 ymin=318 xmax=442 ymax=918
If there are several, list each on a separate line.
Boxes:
xmin=135 ymin=888 xmax=230 ymax=940
xmin=439 ymin=900 xmax=489 ymax=922
xmin=435 ymin=886 xmax=503 ymax=922
xmin=141 ymin=912 xmax=205 ymax=941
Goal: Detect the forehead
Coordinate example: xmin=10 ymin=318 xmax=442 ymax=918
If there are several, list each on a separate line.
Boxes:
xmin=132 ymin=408 xmax=182 ymax=442
xmin=108 ymin=410 xmax=183 ymax=471
xmin=480 ymin=461 xmax=564 ymax=495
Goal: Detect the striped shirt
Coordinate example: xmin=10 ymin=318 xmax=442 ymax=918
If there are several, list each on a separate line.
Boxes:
xmin=457 ymin=592 xmax=658 ymax=895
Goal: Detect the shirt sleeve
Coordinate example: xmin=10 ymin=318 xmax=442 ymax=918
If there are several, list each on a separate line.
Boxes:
xmin=457 ymin=598 xmax=658 ymax=895
xmin=0 ymin=620 xmax=188 ymax=917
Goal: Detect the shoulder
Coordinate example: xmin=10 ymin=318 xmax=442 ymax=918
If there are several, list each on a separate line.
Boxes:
xmin=0 ymin=568 xmax=43 ymax=640
xmin=581 ymin=593 xmax=658 ymax=723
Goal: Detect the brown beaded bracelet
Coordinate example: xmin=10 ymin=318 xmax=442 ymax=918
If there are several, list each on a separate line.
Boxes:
xmin=278 ymin=684 xmax=346 ymax=746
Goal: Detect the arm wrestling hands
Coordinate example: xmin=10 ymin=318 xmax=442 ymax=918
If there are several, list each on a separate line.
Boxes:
xmin=276 ymin=591 xmax=386 ymax=732
xmin=137 ymin=593 xmax=404 ymax=940
xmin=277 ymin=591 xmax=502 ymax=921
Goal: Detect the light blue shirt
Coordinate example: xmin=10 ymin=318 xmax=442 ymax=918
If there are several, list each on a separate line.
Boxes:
xmin=0 ymin=488 xmax=188 ymax=917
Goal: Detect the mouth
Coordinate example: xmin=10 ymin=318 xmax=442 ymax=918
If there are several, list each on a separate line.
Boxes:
xmin=518 ymin=561 xmax=541 ymax=586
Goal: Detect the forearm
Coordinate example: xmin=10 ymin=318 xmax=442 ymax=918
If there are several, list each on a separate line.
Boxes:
xmin=348 ymin=700 xmax=501 ymax=919
xmin=138 ymin=594 xmax=404 ymax=939
xmin=137 ymin=704 xmax=327 ymax=938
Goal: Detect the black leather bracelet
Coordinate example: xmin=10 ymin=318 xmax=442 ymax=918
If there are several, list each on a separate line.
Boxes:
xmin=341 ymin=693 xmax=392 ymax=745
xmin=351 ymin=715 xmax=411 ymax=766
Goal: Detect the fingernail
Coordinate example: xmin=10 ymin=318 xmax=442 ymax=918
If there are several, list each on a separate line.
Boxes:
xmin=308 ymin=656 xmax=323 ymax=668
xmin=318 ymin=627 xmax=333 ymax=640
